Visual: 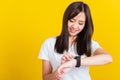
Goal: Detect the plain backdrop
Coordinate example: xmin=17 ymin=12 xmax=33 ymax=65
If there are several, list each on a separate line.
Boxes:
xmin=0 ymin=0 xmax=119 ymax=80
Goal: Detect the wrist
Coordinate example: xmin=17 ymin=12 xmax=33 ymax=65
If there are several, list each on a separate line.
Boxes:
xmin=74 ymin=56 xmax=81 ymax=67
xmin=70 ymin=59 xmax=77 ymax=67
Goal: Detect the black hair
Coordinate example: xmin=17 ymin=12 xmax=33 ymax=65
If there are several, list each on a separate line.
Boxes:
xmin=55 ymin=1 xmax=94 ymax=57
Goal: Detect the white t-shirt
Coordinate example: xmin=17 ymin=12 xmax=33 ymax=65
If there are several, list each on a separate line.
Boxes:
xmin=38 ymin=37 xmax=101 ymax=80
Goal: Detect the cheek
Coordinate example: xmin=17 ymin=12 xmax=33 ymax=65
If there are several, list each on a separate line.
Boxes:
xmin=68 ymin=22 xmax=72 ymax=30
xmin=68 ymin=21 xmax=72 ymax=27
xmin=79 ymin=25 xmax=85 ymax=30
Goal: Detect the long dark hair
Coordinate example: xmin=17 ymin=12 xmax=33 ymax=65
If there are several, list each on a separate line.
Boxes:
xmin=55 ymin=1 xmax=94 ymax=57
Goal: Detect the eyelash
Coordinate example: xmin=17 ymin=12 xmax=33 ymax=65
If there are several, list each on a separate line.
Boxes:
xmin=69 ymin=19 xmax=74 ymax=22
xmin=79 ymin=23 xmax=83 ymax=25
xmin=69 ymin=19 xmax=83 ymax=25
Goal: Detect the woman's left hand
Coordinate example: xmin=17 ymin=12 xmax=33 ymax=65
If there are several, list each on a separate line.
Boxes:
xmin=58 ymin=59 xmax=76 ymax=76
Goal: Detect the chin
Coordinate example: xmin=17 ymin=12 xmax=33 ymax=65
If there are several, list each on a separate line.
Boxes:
xmin=69 ymin=33 xmax=78 ymax=37
xmin=69 ymin=31 xmax=80 ymax=36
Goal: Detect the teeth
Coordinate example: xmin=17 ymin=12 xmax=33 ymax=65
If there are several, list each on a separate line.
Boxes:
xmin=71 ymin=30 xmax=76 ymax=33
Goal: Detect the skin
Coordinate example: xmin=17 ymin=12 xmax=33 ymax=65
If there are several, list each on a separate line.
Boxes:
xmin=42 ymin=12 xmax=113 ymax=80
xmin=68 ymin=12 xmax=86 ymax=48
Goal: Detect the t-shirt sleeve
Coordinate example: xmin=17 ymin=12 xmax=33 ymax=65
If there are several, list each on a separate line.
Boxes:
xmin=38 ymin=40 xmax=50 ymax=61
xmin=91 ymin=40 xmax=102 ymax=54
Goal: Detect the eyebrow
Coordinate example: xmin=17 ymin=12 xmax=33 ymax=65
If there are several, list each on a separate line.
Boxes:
xmin=71 ymin=18 xmax=85 ymax=22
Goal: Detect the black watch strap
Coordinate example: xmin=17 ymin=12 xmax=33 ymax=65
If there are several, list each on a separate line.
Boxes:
xmin=74 ymin=56 xmax=81 ymax=67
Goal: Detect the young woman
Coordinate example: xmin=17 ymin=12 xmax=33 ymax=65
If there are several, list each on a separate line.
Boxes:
xmin=38 ymin=1 xmax=112 ymax=80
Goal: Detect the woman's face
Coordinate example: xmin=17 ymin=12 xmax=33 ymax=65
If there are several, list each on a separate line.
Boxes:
xmin=68 ymin=12 xmax=86 ymax=37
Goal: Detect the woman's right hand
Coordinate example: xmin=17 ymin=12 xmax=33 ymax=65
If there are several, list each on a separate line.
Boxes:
xmin=61 ymin=53 xmax=74 ymax=64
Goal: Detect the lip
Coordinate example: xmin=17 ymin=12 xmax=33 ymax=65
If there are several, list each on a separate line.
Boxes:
xmin=70 ymin=29 xmax=78 ymax=33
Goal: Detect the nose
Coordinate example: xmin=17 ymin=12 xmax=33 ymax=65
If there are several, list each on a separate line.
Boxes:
xmin=71 ymin=22 xmax=78 ymax=29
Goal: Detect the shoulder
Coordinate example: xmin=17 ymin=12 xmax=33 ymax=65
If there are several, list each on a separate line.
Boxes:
xmin=42 ymin=37 xmax=57 ymax=47
xmin=91 ymin=40 xmax=102 ymax=54
xmin=91 ymin=40 xmax=100 ymax=46
xmin=44 ymin=37 xmax=56 ymax=44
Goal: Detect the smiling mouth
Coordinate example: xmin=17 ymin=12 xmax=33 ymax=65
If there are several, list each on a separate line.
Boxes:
xmin=70 ymin=29 xmax=78 ymax=33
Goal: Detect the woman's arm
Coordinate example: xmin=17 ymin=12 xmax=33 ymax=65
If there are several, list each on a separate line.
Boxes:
xmin=81 ymin=48 xmax=113 ymax=66
xmin=56 ymin=48 xmax=113 ymax=75
xmin=42 ymin=60 xmax=54 ymax=80
xmin=59 ymin=48 xmax=112 ymax=71
xmin=42 ymin=60 xmax=62 ymax=80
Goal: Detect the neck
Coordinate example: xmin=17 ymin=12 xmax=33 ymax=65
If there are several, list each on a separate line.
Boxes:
xmin=69 ymin=36 xmax=77 ymax=48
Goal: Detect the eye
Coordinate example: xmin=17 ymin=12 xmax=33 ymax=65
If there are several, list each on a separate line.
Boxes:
xmin=69 ymin=19 xmax=74 ymax=22
xmin=78 ymin=23 xmax=84 ymax=25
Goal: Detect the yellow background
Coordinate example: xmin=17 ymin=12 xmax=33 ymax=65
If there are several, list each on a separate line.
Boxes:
xmin=0 ymin=0 xmax=120 ymax=80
